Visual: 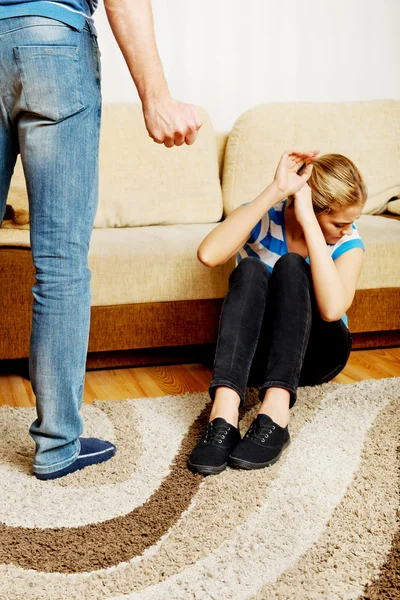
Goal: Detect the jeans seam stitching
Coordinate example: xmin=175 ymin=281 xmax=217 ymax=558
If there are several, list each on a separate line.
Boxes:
xmin=293 ymin=286 xmax=312 ymax=381
xmin=0 ymin=23 xmax=74 ymax=36
xmin=33 ymin=438 xmax=80 ymax=473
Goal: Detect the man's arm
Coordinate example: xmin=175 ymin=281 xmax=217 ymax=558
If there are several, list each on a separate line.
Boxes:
xmin=103 ymin=0 xmax=202 ymax=147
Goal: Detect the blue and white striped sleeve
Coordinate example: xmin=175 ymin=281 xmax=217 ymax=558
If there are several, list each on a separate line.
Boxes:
xmin=331 ymin=224 xmax=365 ymax=261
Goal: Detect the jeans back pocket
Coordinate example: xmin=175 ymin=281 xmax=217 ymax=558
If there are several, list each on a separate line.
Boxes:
xmin=13 ymin=45 xmax=85 ymax=121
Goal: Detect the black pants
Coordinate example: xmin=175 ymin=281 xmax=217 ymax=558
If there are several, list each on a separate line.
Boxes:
xmin=209 ymin=254 xmax=352 ymax=409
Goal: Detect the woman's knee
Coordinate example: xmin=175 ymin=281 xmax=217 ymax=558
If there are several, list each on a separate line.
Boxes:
xmin=273 ymin=252 xmax=310 ymax=279
xmin=229 ymin=257 xmax=270 ymax=286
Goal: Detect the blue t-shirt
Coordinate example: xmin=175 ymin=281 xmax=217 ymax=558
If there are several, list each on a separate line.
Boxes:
xmin=237 ymin=199 xmax=365 ymax=327
xmin=0 ymin=0 xmax=98 ymax=33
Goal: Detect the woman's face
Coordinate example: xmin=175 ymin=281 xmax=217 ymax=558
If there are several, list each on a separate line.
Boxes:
xmin=316 ymin=203 xmax=364 ymax=245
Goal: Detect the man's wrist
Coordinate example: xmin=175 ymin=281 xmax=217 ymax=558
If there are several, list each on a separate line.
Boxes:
xmin=141 ymin=85 xmax=170 ymax=111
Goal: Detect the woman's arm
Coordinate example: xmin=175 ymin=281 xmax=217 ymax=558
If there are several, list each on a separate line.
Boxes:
xmin=198 ymin=149 xmax=319 ymax=268
xmin=198 ymin=183 xmax=283 ymax=268
xmin=104 ymin=0 xmax=202 ymax=147
xmin=294 ymin=185 xmax=364 ymax=321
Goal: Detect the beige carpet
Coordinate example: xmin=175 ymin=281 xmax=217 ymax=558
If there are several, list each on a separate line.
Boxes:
xmin=0 ymin=377 xmax=398 ymax=599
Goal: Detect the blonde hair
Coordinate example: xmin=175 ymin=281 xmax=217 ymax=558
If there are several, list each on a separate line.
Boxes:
xmin=308 ymin=154 xmax=367 ymax=214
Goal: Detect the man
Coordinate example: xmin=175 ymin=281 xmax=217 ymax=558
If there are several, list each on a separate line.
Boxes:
xmin=0 ymin=0 xmax=202 ymax=480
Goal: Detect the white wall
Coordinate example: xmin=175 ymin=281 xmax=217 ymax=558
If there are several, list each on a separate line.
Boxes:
xmin=94 ymin=0 xmax=400 ymax=131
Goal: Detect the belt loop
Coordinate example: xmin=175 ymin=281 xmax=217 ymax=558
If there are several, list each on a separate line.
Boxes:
xmin=85 ymin=18 xmax=98 ymax=37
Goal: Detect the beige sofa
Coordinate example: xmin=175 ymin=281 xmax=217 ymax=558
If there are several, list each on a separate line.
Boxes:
xmin=1 ymin=100 xmax=400 ymax=364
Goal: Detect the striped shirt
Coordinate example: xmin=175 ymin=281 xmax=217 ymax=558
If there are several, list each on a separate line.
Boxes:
xmin=0 ymin=0 xmax=98 ymax=33
xmin=237 ymin=199 xmax=365 ymax=327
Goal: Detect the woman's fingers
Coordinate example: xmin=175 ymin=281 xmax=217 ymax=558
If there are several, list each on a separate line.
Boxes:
xmin=285 ymin=150 xmax=320 ymax=174
xmin=286 ymin=150 xmax=319 ymax=166
xmin=282 ymin=150 xmax=317 ymax=168
xmin=286 ymin=149 xmax=320 ymax=156
xmin=299 ymin=162 xmax=314 ymax=181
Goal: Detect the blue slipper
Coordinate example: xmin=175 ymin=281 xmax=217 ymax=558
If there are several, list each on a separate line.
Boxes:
xmin=34 ymin=437 xmax=116 ymax=480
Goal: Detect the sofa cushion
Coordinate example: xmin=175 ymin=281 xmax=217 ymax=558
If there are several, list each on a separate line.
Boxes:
xmin=355 ymin=215 xmax=400 ymax=289
xmin=3 ymin=103 xmax=223 ymax=230
xmin=222 ymin=100 xmax=400 ymax=216
xmin=94 ymin=104 xmax=223 ymax=227
xmin=1 ymin=216 xmax=398 ymax=300
xmin=0 ymin=224 xmax=233 ymax=304
xmin=387 ymin=199 xmax=400 ymax=215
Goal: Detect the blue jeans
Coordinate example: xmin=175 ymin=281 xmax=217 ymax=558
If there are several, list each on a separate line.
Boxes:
xmin=0 ymin=16 xmax=102 ymax=474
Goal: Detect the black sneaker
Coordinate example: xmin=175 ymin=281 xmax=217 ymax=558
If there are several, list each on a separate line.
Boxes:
xmin=188 ymin=417 xmax=241 ymax=475
xmin=229 ymin=413 xmax=290 ymax=470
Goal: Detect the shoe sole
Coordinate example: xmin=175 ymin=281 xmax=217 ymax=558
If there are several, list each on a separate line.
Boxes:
xmin=229 ymin=440 xmax=291 ymax=470
xmin=187 ymin=459 xmax=228 ymax=475
xmin=34 ymin=447 xmax=116 ymax=480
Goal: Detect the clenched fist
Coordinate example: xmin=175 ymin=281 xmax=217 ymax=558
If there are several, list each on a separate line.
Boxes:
xmin=143 ymin=96 xmax=203 ymax=148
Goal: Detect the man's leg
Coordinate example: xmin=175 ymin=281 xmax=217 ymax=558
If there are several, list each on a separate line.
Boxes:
xmin=0 ymin=103 xmax=19 ymax=225
xmin=5 ymin=16 xmax=112 ymax=476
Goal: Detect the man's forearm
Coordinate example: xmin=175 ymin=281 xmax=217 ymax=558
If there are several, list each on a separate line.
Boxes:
xmin=104 ymin=0 xmax=170 ymax=106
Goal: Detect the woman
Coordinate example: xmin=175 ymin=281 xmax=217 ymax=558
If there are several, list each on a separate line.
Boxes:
xmin=188 ymin=149 xmax=367 ymax=475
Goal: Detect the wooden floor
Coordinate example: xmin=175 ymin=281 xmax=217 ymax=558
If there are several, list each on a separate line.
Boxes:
xmin=0 ymin=347 xmax=399 ymax=407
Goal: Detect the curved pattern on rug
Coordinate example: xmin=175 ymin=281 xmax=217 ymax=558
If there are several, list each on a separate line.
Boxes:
xmin=0 ymin=378 xmax=398 ymax=600
xmin=0 ymin=394 xmax=207 ymax=528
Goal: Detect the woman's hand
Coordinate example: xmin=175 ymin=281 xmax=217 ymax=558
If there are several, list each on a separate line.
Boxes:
xmin=293 ymin=182 xmax=316 ymax=226
xmin=272 ymin=149 xmax=319 ymax=197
